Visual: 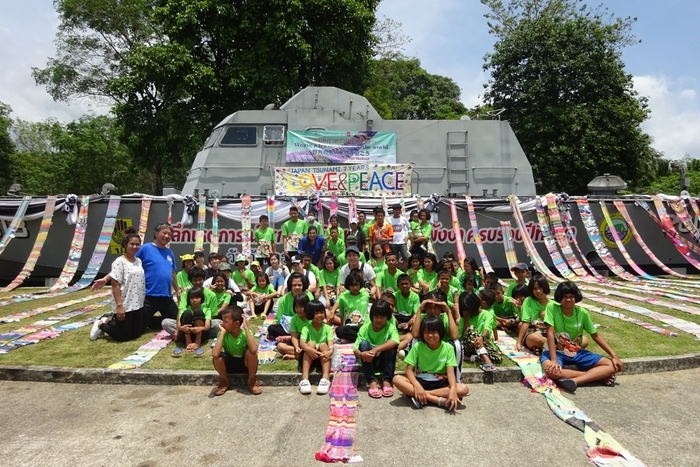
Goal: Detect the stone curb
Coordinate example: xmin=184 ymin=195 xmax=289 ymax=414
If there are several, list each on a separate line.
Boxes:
xmin=0 ymin=352 xmax=698 ymax=388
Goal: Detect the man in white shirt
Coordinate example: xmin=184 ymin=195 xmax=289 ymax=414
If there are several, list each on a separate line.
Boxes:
xmin=290 ymin=255 xmax=317 ymax=293
xmin=389 ymin=204 xmax=411 ymax=270
xmin=338 ymin=246 xmax=378 ymax=299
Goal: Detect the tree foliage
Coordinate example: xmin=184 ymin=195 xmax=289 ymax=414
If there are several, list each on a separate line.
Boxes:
xmin=34 ymin=0 xmax=381 ymax=194
xmin=481 ymin=0 xmax=655 ymax=194
xmin=0 ymin=102 xmax=14 ymax=192
xmin=9 ymin=115 xmax=154 ymax=195
xmin=364 ymin=58 xmax=467 ymax=120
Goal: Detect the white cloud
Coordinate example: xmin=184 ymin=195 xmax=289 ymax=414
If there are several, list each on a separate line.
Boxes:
xmin=634 ymin=75 xmax=700 ymax=160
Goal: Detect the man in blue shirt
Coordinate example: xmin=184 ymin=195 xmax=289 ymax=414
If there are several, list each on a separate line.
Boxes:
xmin=297 ymin=225 xmax=326 ymax=267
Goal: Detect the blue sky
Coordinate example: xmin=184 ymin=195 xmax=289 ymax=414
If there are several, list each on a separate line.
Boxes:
xmin=1 ymin=0 xmax=698 ymax=160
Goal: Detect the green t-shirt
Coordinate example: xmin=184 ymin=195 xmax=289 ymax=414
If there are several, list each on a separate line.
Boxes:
xmin=254 ymin=227 xmax=276 ymax=258
xmin=337 ymin=289 xmax=371 ymax=326
xmin=274 ymin=290 xmax=314 ymax=323
xmin=476 ymin=307 xmax=497 ymax=338
xmin=459 ymin=271 xmax=482 ymax=289
xmin=378 ymin=268 xmax=402 ymax=293
xmin=211 ymin=289 xmax=232 ymax=310
xmin=320 ymin=268 xmax=340 ymax=289
xmin=336 ymin=253 xmax=347 ymax=267
xmin=450 ymin=276 xmax=462 ymax=291
xmin=232 ymin=269 xmax=255 ymax=290
xmin=326 ymin=237 xmax=345 ymax=257
xmin=372 ymin=258 xmax=387 ymax=276
xmin=300 ymin=322 xmax=334 ymax=346
xmin=281 ymin=219 xmax=308 ymax=252
xmin=289 ymin=314 xmax=308 ymax=335
xmin=409 ymin=220 xmax=420 ymax=232
xmin=395 ymin=291 xmax=420 ymax=317
xmin=494 ymin=296 xmax=519 ymax=319
xmin=308 ymin=264 xmax=325 ymax=287
xmin=176 ymin=270 xmax=192 ymax=290
xmin=521 ymin=296 xmax=547 ymax=324
xmin=405 ymin=340 xmax=457 ymax=377
xmin=418 ymin=269 xmax=438 ymax=290
xmin=435 ymin=286 xmax=459 ymax=309
xmin=544 ymin=302 xmax=596 ymax=340
xmin=178 ymin=287 xmax=216 ymax=319
xmin=360 ymin=222 xmax=372 ymax=238
xmin=505 ymin=280 xmax=528 ymax=298
xmin=222 ymin=328 xmax=252 ymax=357
xmin=413 ymin=222 xmax=432 ymax=248
xmin=353 ymin=321 xmax=400 ymax=350
xmin=409 ymin=268 xmax=422 ymax=286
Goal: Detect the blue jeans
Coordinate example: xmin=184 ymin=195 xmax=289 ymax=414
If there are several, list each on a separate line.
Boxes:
xmin=358 ymin=340 xmax=397 ymax=384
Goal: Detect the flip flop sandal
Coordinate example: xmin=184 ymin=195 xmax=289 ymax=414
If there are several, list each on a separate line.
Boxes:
xmin=604 ymin=374 xmax=617 ymax=387
xmin=214 ymin=384 xmax=228 ymax=396
xmin=368 ymin=387 xmax=383 ymax=399
xmin=171 ymin=347 xmax=183 ymax=358
xmin=480 ymin=363 xmax=495 ymax=372
xmin=382 ymin=386 xmax=394 ymax=397
xmin=194 ymin=348 xmax=205 ymax=358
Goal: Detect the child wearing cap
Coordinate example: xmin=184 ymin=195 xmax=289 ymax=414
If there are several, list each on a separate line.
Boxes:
xmin=347 ymin=218 xmax=367 ymax=257
xmin=177 ymin=254 xmax=195 ymax=292
xmin=232 ymin=255 xmax=255 ymax=295
xmin=506 ymin=262 xmax=530 ymax=297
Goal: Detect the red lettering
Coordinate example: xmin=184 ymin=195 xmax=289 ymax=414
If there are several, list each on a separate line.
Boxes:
xmin=313 ymin=173 xmax=327 ymax=191
xmin=326 ymin=173 xmax=338 ymax=191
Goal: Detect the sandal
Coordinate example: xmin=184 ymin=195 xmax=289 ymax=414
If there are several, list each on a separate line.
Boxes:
xmin=382 ymin=386 xmax=394 ymax=397
xmin=368 ymin=387 xmax=383 ymax=399
xmin=194 ymin=348 xmax=205 ymax=358
xmin=480 ymin=363 xmax=495 ymax=372
xmin=247 ymin=378 xmax=263 ymax=395
xmin=214 ymin=382 xmax=229 ymax=396
xmin=604 ymin=374 xmax=617 ymax=387
xmin=171 ymin=347 xmax=183 ymax=358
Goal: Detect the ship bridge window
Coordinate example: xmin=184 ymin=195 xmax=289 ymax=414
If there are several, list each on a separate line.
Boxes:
xmin=202 ymin=127 xmax=223 ymax=149
xmin=220 ymin=126 xmax=258 ymax=146
xmin=263 ymin=125 xmax=285 ymax=145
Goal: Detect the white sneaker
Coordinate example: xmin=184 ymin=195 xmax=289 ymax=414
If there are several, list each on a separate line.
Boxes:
xmin=398 ymin=349 xmax=406 ymax=360
xmin=317 ymin=378 xmax=331 ymax=395
xmin=299 ymin=379 xmax=312 ymax=395
xmin=89 ymin=317 xmax=106 ymax=341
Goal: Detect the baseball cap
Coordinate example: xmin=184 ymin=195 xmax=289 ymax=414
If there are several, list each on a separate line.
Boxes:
xmin=510 ymin=262 xmax=528 ymax=271
xmin=180 ymin=254 xmax=195 ymax=261
xmin=217 ymin=262 xmax=231 ymax=271
xmin=250 ymin=260 xmax=260 ymax=267
xmin=345 ymin=246 xmax=360 ymax=255
xmin=349 ymin=217 xmax=359 ymax=224
xmin=346 ymin=234 xmax=358 ymax=244
xmin=194 ymin=251 xmax=205 ymax=258
xmin=235 ymin=255 xmax=249 ymax=265
xmin=291 ymin=256 xmax=302 ymax=264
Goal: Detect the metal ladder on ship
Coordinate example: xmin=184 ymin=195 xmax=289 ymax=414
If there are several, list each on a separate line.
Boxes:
xmin=446 ymin=131 xmax=469 ymax=194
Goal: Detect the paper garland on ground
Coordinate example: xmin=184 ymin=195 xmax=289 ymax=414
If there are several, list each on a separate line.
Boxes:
xmin=494 ymin=334 xmax=645 ymax=466
xmin=315 ymin=370 xmax=360 ymax=463
xmin=2 ymin=196 xmax=57 ymax=292
xmin=105 ymin=330 xmax=173 ymax=371
xmin=0 ymin=291 xmax=111 ymax=323
xmin=584 ymin=302 xmax=677 ymax=337
xmin=0 ymin=196 xmax=31 ymax=254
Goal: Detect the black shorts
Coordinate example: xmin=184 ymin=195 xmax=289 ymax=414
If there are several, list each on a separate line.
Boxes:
xmin=296 ymin=350 xmax=323 ymax=372
xmin=416 ymin=378 xmax=449 ymax=391
xmin=221 ymin=352 xmax=248 ymax=374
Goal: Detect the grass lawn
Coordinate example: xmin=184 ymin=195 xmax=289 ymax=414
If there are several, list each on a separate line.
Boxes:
xmin=0 ymin=280 xmax=699 ymax=372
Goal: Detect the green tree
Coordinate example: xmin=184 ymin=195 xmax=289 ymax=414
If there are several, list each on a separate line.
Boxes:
xmin=0 ymin=102 xmax=14 ymax=192
xmin=364 ymin=58 xmax=467 ymax=120
xmin=481 ymin=0 xmax=655 ymax=194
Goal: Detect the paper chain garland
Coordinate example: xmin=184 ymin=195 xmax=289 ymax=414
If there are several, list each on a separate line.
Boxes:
xmin=449 ymin=199 xmax=467 ymax=265
xmin=599 ymin=201 xmax=654 ymax=280
xmin=2 ymin=196 xmax=57 ymax=292
xmin=50 ymin=196 xmax=91 ymax=291
xmin=105 ymin=330 xmax=173 ymax=371
xmin=464 ymin=195 xmax=494 ymax=273
xmin=0 ymin=196 xmax=31 ymax=254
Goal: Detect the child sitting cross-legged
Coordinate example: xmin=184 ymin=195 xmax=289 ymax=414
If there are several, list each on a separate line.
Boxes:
xmin=353 ymin=300 xmax=399 ymax=399
xmin=171 ymin=287 xmax=211 ymax=358
xmin=541 ymin=281 xmax=623 ymax=394
xmin=491 ymin=282 xmax=520 ymax=331
xmin=299 ymin=300 xmax=334 ymax=396
xmin=393 ymin=316 xmax=470 ymax=411
xmin=276 ymin=293 xmax=310 ymax=360
xmin=211 ymin=306 xmax=262 ymax=396
xmin=460 ymin=289 xmax=503 ymax=372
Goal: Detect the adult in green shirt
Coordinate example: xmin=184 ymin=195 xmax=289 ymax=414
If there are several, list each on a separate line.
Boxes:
xmin=353 ymin=300 xmax=399 ymax=397
xmin=281 ymin=206 xmax=308 ymax=262
xmin=378 ymin=252 xmax=403 ymax=293
xmin=541 ymin=281 xmax=622 ymax=394
xmin=232 ymin=255 xmax=255 ymax=292
xmin=267 ymin=272 xmax=313 ymax=339
xmin=393 ymin=315 xmax=470 ymax=411
xmin=212 ymin=306 xmax=261 ymax=396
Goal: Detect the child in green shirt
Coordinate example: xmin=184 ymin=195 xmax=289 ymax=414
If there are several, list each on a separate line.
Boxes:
xmin=176 ymin=254 xmax=195 ymax=291
xmin=247 ymin=272 xmax=278 ymax=318
xmin=491 ymin=282 xmax=520 ymax=331
xmin=393 ymin=315 xmax=470 ymax=411
xmin=299 ymin=300 xmax=333 ymax=395
xmin=394 ymin=274 xmax=420 ymax=356
xmin=276 ymin=293 xmax=310 ymax=360
xmin=460 ymin=289 xmax=502 ymax=372
xmin=212 ymin=306 xmax=261 ymax=396
xmin=254 ymin=214 xmax=276 ymax=267
xmin=320 ymin=255 xmax=340 ymax=306
xmin=232 ymin=255 xmax=255 ymax=293
xmin=325 ymin=225 xmax=345 ymax=258
xmin=330 ymin=271 xmax=371 ymax=342
xmin=353 ymin=300 xmax=399 ymax=398
xmin=171 ymin=287 xmax=211 ymax=357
